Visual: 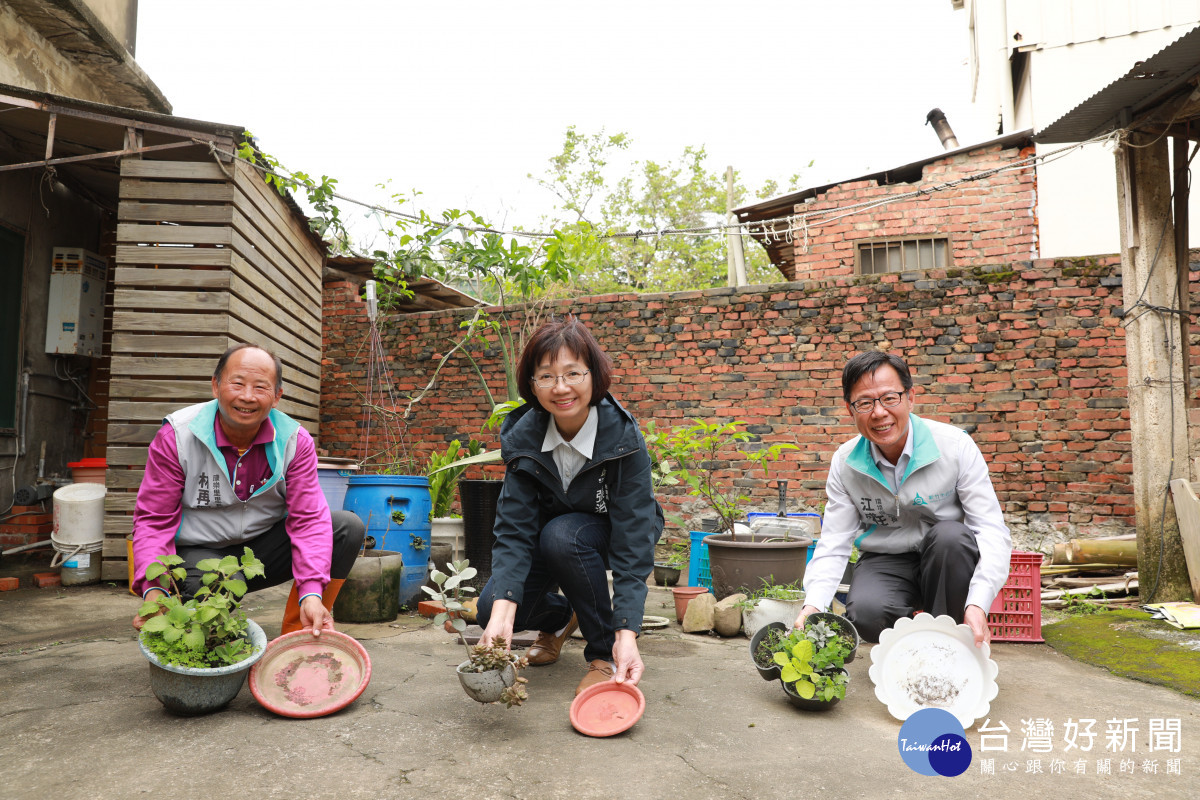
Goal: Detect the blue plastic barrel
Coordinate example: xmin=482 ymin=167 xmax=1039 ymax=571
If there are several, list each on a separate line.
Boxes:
xmin=343 ymin=475 xmax=432 ymax=607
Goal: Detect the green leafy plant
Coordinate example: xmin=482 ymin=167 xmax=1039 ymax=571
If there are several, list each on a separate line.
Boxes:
xmin=734 ymin=577 xmax=805 ymax=611
xmin=660 ymin=419 xmax=798 ymax=535
xmin=410 ymin=533 xmax=426 ymax=552
xmin=422 ymin=559 xmax=528 ymax=708
xmin=1061 ymin=586 xmax=1107 ymax=615
xmin=660 ymin=540 xmax=689 ymax=569
xmin=390 ymin=510 xmax=406 ymax=525
xmin=138 ymin=548 xmax=265 ymax=669
xmin=772 ymin=620 xmax=852 ymax=702
xmin=752 ymin=626 xmax=790 ymax=669
xmin=426 ymin=438 xmax=484 ymax=518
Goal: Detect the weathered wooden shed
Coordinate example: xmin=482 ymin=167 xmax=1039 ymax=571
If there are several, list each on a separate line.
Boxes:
xmin=0 ymin=85 xmax=325 ymax=580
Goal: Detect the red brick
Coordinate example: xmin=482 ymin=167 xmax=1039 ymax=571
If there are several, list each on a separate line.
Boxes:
xmin=33 ymin=572 xmax=61 ymax=588
xmin=0 ymin=577 xmax=19 ymax=591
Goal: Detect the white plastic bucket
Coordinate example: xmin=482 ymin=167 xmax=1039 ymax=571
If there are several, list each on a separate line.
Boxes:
xmin=51 ymin=483 xmax=106 ymax=585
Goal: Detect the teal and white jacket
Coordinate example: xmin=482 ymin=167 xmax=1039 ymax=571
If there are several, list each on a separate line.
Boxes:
xmin=802 ymin=414 xmax=1012 ymax=613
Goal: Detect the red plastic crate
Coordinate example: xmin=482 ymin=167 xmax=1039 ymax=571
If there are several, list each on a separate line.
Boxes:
xmin=987 ymin=550 xmax=1044 ymax=643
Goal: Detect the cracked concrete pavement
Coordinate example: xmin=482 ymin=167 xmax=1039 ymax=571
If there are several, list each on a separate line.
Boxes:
xmin=2 ymin=576 xmax=1199 ymax=799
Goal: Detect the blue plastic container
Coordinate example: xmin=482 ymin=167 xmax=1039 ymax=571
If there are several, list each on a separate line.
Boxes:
xmin=343 ymin=475 xmax=432 ymax=607
xmin=686 ymin=531 xmax=712 ymax=590
xmin=747 ymin=512 xmax=823 ymax=563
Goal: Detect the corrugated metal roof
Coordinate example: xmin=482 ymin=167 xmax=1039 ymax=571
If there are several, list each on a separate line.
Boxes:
xmin=1035 ymin=26 xmax=1200 ymax=143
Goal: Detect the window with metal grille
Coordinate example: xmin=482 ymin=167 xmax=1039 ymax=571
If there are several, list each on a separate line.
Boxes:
xmin=857 ymin=237 xmax=950 ymax=274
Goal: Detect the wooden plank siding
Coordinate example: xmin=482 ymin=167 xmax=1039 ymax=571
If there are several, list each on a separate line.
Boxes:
xmin=104 ymin=157 xmax=325 ymax=568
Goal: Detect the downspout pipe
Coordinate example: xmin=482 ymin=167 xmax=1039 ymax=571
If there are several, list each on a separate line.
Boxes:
xmin=926 ymin=108 xmax=960 ymax=150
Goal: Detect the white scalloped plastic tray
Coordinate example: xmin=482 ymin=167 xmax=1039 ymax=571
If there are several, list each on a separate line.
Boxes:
xmin=868 ymin=613 xmax=999 ymax=729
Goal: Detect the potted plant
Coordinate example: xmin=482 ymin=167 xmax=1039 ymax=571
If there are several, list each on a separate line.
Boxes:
xmin=748 ymin=621 xmax=789 ymax=682
xmin=660 ymin=420 xmax=804 ymax=599
xmin=137 ymin=547 xmax=268 ymax=715
xmin=771 ymin=617 xmax=853 ymax=711
xmin=737 ymin=578 xmax=807 ymax=638
xmin=653 ymin=540 xmax=688 ymax=587
xmin=422 ymin=558 xmax=529 ymax=707
xmin=427 ymin=438 xmax=484 ymax=559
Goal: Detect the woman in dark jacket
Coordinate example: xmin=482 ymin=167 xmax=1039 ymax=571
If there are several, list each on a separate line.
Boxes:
xmin=476 ymin=316 xmax=664 ymax=696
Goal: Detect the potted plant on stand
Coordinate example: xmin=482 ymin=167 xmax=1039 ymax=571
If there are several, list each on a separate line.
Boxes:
xmin=423 ymin=558 xmax=529 ymax=707
xmin=662 ymin=419 xmax=805 ymax=599
xmin=137 ymin=548 xmax=268 ymax=715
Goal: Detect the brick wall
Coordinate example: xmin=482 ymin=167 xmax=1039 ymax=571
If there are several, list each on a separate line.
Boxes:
xmin=321 ymin=255 xmax=1134 ymax=549
xmin=791 ymin=141 xmax=1038 ymax=282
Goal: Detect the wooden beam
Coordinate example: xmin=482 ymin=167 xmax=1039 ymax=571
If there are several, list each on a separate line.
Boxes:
xmin=1174 ymin=135 xmax=1191 ymax=408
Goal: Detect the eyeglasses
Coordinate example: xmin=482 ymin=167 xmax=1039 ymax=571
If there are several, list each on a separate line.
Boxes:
xmin=849 ymin=391 xmax=906 ymax=415
xmin=531 ymin=370 xmax=590 ymax=389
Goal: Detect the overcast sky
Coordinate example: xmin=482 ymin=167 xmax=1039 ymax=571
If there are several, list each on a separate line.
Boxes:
xmin=136 ymin=1 xmax=991 ymax=238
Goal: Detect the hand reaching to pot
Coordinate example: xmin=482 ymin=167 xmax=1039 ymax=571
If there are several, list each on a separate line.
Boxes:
xmin=793 ymin=604 xmax=820 ymax=630
xmin=612 ymin=630 xmax=643 ymax=686
xmin=131 ymin=587 xmax=167 ymax=630
xmin=479 ymin=598 xmax=518 ymax=650
xmin=299 ymin=594 xmax=335 ymax=636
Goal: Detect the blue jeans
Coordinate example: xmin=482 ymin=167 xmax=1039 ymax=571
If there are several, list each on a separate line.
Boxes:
xmin=477 ymin=512 xmax=614 ymax=663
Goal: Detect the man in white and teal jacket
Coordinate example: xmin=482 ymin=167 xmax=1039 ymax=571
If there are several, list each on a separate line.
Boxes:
xmin=797 ymin=351 xmax=1012 ymax=646
xmin=131 ymin=344 xmax=363 ymax=636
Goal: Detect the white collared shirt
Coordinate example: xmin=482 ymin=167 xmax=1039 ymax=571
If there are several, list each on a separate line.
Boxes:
xmin=871 ymin=423 xmax=915 ymax=492
xmin=541 ymin=406 xmax=598 ymax=491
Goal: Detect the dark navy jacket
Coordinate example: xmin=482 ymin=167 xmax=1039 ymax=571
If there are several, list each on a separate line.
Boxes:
xmin=488 ymin=394 xmax=664 ymax=633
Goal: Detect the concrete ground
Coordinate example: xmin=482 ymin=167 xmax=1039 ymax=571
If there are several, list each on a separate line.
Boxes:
xmin=2 ymin=562 xmax=1199 ymax=800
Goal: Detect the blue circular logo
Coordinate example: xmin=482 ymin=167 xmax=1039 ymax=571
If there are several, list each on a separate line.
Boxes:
xmin=898 ymin=708 xmax=972 ymax=776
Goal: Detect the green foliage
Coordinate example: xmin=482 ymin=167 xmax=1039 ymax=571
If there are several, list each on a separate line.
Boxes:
xmin=1061 ymin=586 xmax=1107 ymax=615
xmin=390 ymin=510 xmax=407 ymax=525
xmin=533 ymin=127 xmax=812 ymax=292
xmin=657 ymin=419 xmax=798 ymax=534
xmin=771 ymin=620 xmax=851 ymax=702
xmin=410 ymin=533 xmax=426 ymax=552
xmin=139 ymin=548 xmax=264 ymax=669
xmin=752 ymin=626 xmax=790 ymax=668
xmin=734 ymin=577 xmax=805 ymax=611
xmin=661 ymin=540 xmax=689 ymax=569
xmin=426 ymin=439 xmax=484 ymax=518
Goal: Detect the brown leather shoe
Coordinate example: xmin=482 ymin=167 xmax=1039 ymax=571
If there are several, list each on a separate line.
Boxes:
xmin=575 ymin=659 xmax=615 ymax=696
xmin=525 ymin=613 xmax=578 ymax=666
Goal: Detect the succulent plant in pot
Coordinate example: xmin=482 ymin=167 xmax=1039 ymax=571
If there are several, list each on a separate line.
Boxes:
xmin=423 ymin=558 xmax=529 ymax=707
xmin=137 ymin=547 xmax=268 ymax=714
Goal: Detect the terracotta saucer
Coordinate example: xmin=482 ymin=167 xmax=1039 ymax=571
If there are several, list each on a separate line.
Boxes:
xmin=249 ymin=630 xmax=372 ymax=719
xmin=569 ymin=681 xmax=645 ymax=737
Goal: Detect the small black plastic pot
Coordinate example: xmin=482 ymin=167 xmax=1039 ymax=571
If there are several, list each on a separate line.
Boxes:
xmin=780 ymin=670 xmax=848 ymax=712
xmin=653 ymin=563 xmax=681 ymax=587
xmin=804 ymin=611 xmax=861 ymax=664
xmin=749 ymin=621 xmax=788 ymax=681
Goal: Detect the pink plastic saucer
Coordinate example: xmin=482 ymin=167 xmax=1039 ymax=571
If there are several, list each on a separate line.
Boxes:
xmin=569 ymin=681 xmax=645 ymax=737
xmin=249 ymin=630 xmax=371 ymax=719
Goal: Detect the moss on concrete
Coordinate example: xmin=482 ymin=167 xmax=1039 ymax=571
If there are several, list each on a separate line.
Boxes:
xmin=1042 ymin=609 xmax=1200 ymax=698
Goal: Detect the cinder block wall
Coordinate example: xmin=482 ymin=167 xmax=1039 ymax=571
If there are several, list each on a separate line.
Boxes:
xmin=321 ymin=254 xmax=1140 ymax=549
xmin=791 ymin=141 xmax=1038 ymax=281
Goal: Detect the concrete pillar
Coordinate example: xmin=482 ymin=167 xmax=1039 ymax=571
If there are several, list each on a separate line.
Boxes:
xmin=1114 ymin=131 xmax=1192 ymax=602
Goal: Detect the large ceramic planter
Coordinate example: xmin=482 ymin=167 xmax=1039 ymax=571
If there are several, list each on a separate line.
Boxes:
xmin=781 ymin=669 xmax=848 ymax=712
xmin=671 ymin=586 xmax=709 ymax=623
xmin=459 ymin=480 xmax=503 ymax=590
xmin=332 ymin=550 xmax=404 ymax=623
xmin=140 ymin=619 xmax=267 ymax=715
xmin=456 ymin=661 xmax=516 ymax=704
xmin=742 ymin=594 xmax=806 ymax=639
xmin=749 ymin=621 xmax=788 ymax=682
xmin=703 ymin=533 xmax=812 ymax=600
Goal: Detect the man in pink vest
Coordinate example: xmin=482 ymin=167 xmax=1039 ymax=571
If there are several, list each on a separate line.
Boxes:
xmin=131 ymin=343 xmax=363 ymax=635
